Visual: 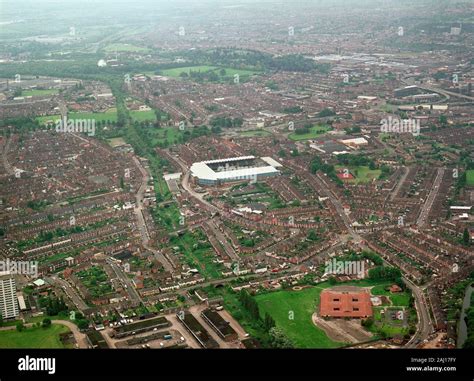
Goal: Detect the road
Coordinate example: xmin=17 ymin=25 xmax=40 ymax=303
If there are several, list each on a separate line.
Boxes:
xmin=107 ymin=259 xmax=143 ymax=305
xmin=52 ymin=320 xmax=89 ymax=348
xmin=47 ymin=275 xmax=88 ymax=312
xmin=390 ymin=166 xmax=409 ymax=201
xmin=132 ymin=156 xmax=174 ymax=272
xmin=204 ymin=220 xmax=239 ymax=261
xmin=404 ymin=278 xmax=433 ymax=347
xmin=416 ymin=167 xmax=445 ymax=227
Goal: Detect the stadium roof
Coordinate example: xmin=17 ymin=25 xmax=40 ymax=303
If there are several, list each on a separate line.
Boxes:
xmin=202 ymin=156 xmax=255 ymax=165
xmin=190 ymin=162 xmax=279 ymax=181
xmin=190 ymin=156 xmax=281 ymax=182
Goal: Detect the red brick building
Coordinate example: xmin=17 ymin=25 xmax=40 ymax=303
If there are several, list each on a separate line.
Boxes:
xmin=320 ymin=288 xmax=373 ymax=318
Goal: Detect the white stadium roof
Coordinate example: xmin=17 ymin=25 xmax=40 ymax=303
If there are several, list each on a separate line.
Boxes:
xmin=190 ymin=156 xmax=281 ymax=182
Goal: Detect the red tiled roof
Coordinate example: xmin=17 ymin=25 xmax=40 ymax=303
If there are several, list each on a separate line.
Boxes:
xmin=320 ymin=289 xmax=373 ymax=318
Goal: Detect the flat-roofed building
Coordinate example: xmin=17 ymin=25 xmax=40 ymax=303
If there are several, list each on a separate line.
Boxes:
xmin=0 ymin=273 xmax=19 ymax=319
xmin=201 ymin=308 xmax=238 ymax=342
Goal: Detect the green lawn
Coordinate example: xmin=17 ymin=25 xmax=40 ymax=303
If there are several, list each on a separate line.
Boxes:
xmin=130 ymin=110 xmax=157 ymax=122
xmin=467 ymin=170 xmax=474 ymax=186
xmin=336 ymin=165 xmax=382 ymax=184
xmin=255 ymin=285 xmax=343 ymax=348
xmin=288 ymin=125 xmax=331 ymax=141
xmin=36 ymin=114 xmax=61 ymax=126
xmin=22 ymin=89 xmax=58 ymax=97
xmin=148 ymin=127 xmax=183 ymax=146
xmin=103 ymin=43 xmax=150 ymax=53
xmin=370 ymin=284 xmax=411 ymax=307
xmin=69 ymin=109 xmax=117 ymax=123
xmin=0 ymin=324 xmax=70 ymax=348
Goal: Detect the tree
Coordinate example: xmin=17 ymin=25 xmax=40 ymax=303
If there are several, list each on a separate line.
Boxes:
xmin=362 ymin=317 xmax=374 ymax=328
xmin=463 ymin=228 xmax=471 ymax=246
xmin=16 ymin=322 xmax=24 ymax=332
xmin=42 ymin=318 xmax=52 ymax=328
xmin=0 ymin=313 xmax=3 ymax=327
xmin=307 ymin=230 xmax=319 ymax=241
xmin=264 ymin=313 xmax=276 ymax=331
xmin=269 ymin=327 xmax=294 ymax=348
xmin=76 ymin=319 xmax=89 ymax=330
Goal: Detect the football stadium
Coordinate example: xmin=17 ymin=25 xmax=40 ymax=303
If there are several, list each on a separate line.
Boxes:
xmin=190 ymin=156 xmax=282 ymax=185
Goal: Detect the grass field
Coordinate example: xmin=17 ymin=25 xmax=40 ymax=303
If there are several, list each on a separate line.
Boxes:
xmin=288 ymin=125 xmax=331 ymax=141
xmin=103 ymin=43 xmax=150 ymax=53
xmin=22 ymin=89 xmax=58 ymax=97
xmin=0 ymin=324 xmax=70 ymax=348
xmin=107 ymin=137 xmax=127 ymax=148
xmin=69 ymin=109 xmax=117 ymax=123
xmin=36 ymin=114 xmax=61 ymax=125
xmin=255 ymin=284 xmax=343 ymax=348
xmin=336 ymin=165 xmax=381 ymax=184
xmin=148 ymin=127 xmax=183 ymax=146
xmin=239 ymin=129 xmax=272 ymax=137
xmin=467 ymin=170 xmax=474 ymax=186
xmin=370 ymin=284 xmax=411 ymax=307
xmin=130 ymin=110 xmax=157 ymax=122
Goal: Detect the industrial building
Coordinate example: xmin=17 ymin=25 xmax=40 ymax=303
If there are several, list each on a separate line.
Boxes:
xmin=190 ymin=156 xmax=282 ymax=186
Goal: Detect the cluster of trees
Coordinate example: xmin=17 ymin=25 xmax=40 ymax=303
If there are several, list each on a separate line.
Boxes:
xmin=337 ymin=154 xmax=375 ymax=169
xmin=268 ymin=327 xmax=294 ymax=348
xmin=283 ymin=106 xmax=303 ymax=114
xmin=310 ymin=156 xmax=343 ymax=186
xmin=210 ymin=116 xmax=244 ymax=128
xmin=463 ymin=228 xmax=471 ymax=246
xmin=182 ymin=48 xmax=330 ymax=74
xmin=318 ymin=108 xmax=336 ymax=117
xmin=368 ymin=266 xmax=402 ymax=282
xmin=38 ymin=295 xmax=68 ymax=316
xmin=307 ymin=229 xmax=319 ymax=242
xmin=239 ymin=289 xmax=260 ymax=321
xmin=0 ymin=117 xmax=41 ymax=136
xmin=237 ymin=289 xmax=291 ymax=347
xmin=294 ymin=123 xmax=313 ymax=135
xmin=463 ymin=296 xmax=474 ymax=348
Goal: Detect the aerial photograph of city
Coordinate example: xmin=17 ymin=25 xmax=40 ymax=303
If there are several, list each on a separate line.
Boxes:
xmin=0 ymin=0 xmax=472 ymax=379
